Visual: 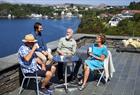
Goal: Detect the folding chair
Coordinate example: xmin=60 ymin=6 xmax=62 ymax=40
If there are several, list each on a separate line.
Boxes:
xmin=94 ymin=51 xmax=109 ymax=86
xmin=94 ymin=67 xmax=105 ymax=86
xmin=18 ymin=66 xmax=42 ymax=95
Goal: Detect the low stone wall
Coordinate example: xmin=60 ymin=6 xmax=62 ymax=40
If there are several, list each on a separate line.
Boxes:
xmin=0 ymin=33 xmax=139 ymax=94
xmin=0 ymin=64 xmax=20 ymax=94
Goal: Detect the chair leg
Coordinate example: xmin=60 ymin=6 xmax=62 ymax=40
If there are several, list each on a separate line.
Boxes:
xmin=96 ymin=70 xmax=105 ymax=86
xmin=36 ymin=78 xmax=40 ymax=95
xmin=18 ymin=78 xmax=25 ymax=95
xmin=26 ymin=78 xmax=30 ymax=88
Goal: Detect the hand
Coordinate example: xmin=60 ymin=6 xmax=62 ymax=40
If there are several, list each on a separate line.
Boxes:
xmin=41 ymin=64 xmax=46 ymax=71
xmin=59 ymin=51 xmax=64 ymax=56
xmin=42 ymin=50 xmax=48 ymax=56
xmin=35 ymin=43 xmax=39 ymax=49
xmin=32 ymin=44 xmax=38 ymax=51
xmin=89 ymin=53 xmax=93 ymax=56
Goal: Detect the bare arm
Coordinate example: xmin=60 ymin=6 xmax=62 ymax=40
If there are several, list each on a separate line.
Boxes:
xmin=24 ymin=44 xmax=37 ymax=62
xmin=89 ymin=53 xmax=105 ymax=61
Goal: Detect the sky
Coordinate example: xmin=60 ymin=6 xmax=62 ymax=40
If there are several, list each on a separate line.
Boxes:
xmin=1 ymin=0 xmax=140 ymax=5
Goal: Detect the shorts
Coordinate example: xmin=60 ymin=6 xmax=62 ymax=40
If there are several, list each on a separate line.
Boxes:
xmin=25 ymin=64 xmax=52 ymax=77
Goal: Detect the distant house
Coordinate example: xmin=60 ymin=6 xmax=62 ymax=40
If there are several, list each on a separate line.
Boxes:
xmin=78 ymin=14 xmax=83 ymax=18
xmin=61 ymin=11 xmax=65 ymax=15
xmin=105 ymin=6 xmax=114 ymax=10
xmin=30 ymin=13 xmax=42 ymax=18
xmin=100 ymin=13 xmax=108 ymax=18
xmin=109 ymin=16 xmax=122 ymax=26
xmin=85 ymin=8 xmax=88 ymax=11
xmin=99 ymin=13 xmax=113 ymax=19
xmin=66 ymin=12 xmax=72 ymax=17
xmin=109 ymin=19 xmax=119 ymax=26
xmin=108 ymin=10 xmax=138 ymax=27
xmin=8 ymin=14 xmax=11 ymax=19
xmin=121 ymin=10 xmax=140 ymax=14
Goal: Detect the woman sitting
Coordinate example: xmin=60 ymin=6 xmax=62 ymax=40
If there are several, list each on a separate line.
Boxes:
xmin=79 ymin=33 xmax=108 ymax=91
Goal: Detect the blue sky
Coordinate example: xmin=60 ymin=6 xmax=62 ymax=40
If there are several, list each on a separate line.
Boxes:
xmin=1 ymin=0 xmax=140 ymax=5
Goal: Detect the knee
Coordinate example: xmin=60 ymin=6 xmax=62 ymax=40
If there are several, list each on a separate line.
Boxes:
xmin=48 ymin=54 xmax=53 ymax=60
xmin=52 ymin=65 xmax=56 ymax=71
xmin=84 ymin=64 xmax=89 ymax=71
xmin=48 ymin=57 xmax=52 ymax=61
xmin=42 ymin=57 xmax=47 ymax=63
xmin=86 ymin=67 xmax=90 ymax=72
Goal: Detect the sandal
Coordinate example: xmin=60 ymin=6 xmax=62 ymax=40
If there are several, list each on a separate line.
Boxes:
xmin=78 ymin=80 xmax=83 ymax=86
xmin=79 ymin=85 xmax=86 ymax=91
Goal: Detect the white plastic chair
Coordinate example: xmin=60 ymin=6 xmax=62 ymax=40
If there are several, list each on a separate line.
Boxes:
xmin=18 ymin=66 xmax=42 ymax=95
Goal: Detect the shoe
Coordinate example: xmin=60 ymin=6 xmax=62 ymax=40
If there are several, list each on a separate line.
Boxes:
xmin=39 ymin=88 xmax=50 ymax=95
xmin=67 ymin=75 xmax=73 ymax=82
xmin=48 ymin=82 xmax=53 ymax=86
xmin=105 ymin=78 xmax=110 ymax=83
xmin=47 ymin=87 xmax=54 ymax=94
xmin=70 ymin=78 xmax=79 ymax=84
xmin=78 ymin=80 xmax=83 ymax=86
xmin=59 ymin=79 xmax=64 ymax=83
xmin=78 ymin=85 xmax=86 ymax=91
xmin=45 ymin=82 xmax=53 ymax=88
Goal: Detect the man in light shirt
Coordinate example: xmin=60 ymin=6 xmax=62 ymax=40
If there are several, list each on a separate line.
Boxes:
xmin=57 ymin=28 xmax=82 ymax=82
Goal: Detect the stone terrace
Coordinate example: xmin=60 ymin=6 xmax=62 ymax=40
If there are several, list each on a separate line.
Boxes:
xmin=5 ymin=48 xmax=140 ymax=95
xmin=1 ymin=33 xmax=140 ymax=95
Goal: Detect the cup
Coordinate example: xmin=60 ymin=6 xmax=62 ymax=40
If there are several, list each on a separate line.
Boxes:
xmin=88 ymin=47 xmax=92 ymax=52
xmin=47 ymin=48 xmax=51 ymax=53
xmin=60 ymin=56 xmax=64 ymax=61
xmin=35 ymin=43 xmax=39 ymax=49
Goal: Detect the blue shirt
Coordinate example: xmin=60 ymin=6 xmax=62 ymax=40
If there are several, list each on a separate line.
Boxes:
xmin=18 ymin=44 xmax=40 ymax=73
xmin=32 ymin=31 xmax=48 ymax=52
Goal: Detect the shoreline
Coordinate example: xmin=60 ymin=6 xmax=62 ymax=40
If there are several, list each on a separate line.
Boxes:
xmin=0 ymin=15 xmax=80 ymax=20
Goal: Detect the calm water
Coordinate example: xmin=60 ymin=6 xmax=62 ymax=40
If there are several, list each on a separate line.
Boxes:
xmin=0 ymin=17 xmax=80 ymax=58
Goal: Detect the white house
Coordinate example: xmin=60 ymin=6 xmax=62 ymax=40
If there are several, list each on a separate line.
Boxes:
xmin=109 ymin=17 xmax=121 ymax=26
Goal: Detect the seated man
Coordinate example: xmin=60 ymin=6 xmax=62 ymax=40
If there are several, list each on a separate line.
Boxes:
xmin=57 ymin=28 xmax=82 ymax=82
xmin=18 ymin=34 xmax=56 ymax=94
xmin=32 ymin=22 xmax=53 ymax=65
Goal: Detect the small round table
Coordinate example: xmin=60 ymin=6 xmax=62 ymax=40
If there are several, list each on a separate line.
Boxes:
xmin=53 ymin=55 xmax=79 ymax=92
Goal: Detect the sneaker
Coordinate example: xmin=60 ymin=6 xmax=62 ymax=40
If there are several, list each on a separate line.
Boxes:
xmin=67 ymin=76 xmax=72 ymax=82
xmin=47 ymin=87 xmax=54 ymax=94
xmin=39 ymin=88 xmax=50 ymax=95
xmin=59 ymin=79 xmax=64 ymax=83
xmin=70 ymin=78 xmax=79 ymax=84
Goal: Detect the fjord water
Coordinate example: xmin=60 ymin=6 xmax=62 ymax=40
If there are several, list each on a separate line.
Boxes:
xmin=0 ymin=17 xmax=80 ymax=58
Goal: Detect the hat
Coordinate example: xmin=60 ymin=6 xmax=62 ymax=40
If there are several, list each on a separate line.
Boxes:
xmin=22 ymin=34 xmax=37 ymax=42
